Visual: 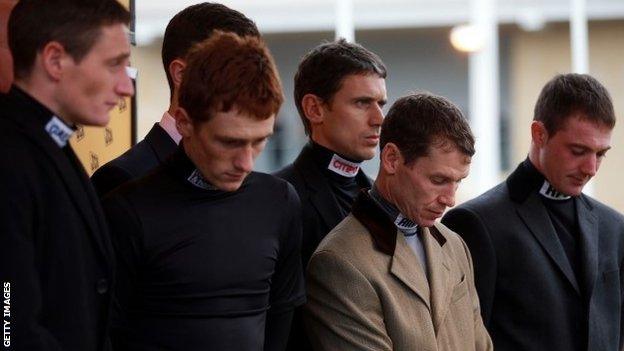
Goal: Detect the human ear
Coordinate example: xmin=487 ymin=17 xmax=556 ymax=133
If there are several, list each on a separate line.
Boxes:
xmin=174 ymin=107 xmax=194 ymax=137
xmin=40 ymin=41 xmax=68 ymax=81
xmin=301 ymin=94 xmax=326 ymax=126
xmin=531 ymin=121 xmax=548 ymax=147
xmin=169 ymin=59 xmax=186 ymax=89
xmin=381 ymin=143 xmax=401 ymax=175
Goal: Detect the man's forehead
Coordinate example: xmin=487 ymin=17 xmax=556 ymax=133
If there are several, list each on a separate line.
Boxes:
xmin=203 ymin=111 xmax=275 ymax=137
xmin=337 ymin=73 xmax=386 ymax=93
xmin=555 ymin=115 xmax=612 ymax=146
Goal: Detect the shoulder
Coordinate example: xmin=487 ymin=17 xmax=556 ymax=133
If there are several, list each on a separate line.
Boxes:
xmin=434 ymin=222 xmax=472 ymax=258
xmin=100 ymin=138 xmax=156 ymax=178
xmin=104 ymin=165 xmax=172 ymax=204
xmin=247 ymin=171 xmax=301 ymax=205
xmin=458 ymin=182 xmax=509 ymax=212
xmin=273 ymin=162 xmax=296 ymax=180
xmin=312 ymin=215 xmax=378 ymax=264
xmin=581 ymin=194 xmax=624 ymax=225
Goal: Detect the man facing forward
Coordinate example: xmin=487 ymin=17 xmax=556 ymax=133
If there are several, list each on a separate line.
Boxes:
xmin=102 ymin=32 xmax=305 ymax=351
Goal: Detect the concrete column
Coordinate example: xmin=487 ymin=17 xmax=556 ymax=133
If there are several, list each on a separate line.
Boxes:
xmin=570 ymin=0 xmax=594 ymax=195
xmin=468 ymin=0 xmax=500 ymax=196
xmin=335 ymin=0 xmax=354 ymax=42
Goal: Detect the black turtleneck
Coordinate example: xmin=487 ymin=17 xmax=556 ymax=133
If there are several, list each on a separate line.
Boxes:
xmin=101 ymin=145 xmax=305 ymax=351
xmin=515 ymin=158 xmax=582 ymax=285
xmin=309 ymin=142 xmax=365 ymax=217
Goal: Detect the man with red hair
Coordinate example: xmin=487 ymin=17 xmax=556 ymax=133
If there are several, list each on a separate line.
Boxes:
xmin=102 ymin=32 xmax=304 ymax=351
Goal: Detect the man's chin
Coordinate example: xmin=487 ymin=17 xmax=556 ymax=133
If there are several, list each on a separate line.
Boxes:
xmin=559 ymin=183 xmax=584 ymax=197
xmin=216 ymin=181 xmax=243 ymax=192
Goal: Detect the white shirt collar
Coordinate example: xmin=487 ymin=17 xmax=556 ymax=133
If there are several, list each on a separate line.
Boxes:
xmin=159 ymin=111 xmax=182 ymax=144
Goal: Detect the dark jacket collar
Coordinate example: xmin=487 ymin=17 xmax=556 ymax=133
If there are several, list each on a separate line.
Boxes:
xmin=145 ymin=123 xmax=178 ymax=163
xmin=294 ymin=142 xmax=372 ymax=229
xmin=352 ymin=190 xmax=446 ymax=256
xmin=2 ymin=85 xmax=57 ymax=128
xmin=506 ymin=158 xmax=593 ymax=210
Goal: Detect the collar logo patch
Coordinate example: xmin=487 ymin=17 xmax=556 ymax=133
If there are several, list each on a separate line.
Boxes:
xmin=45 ymin=116 xmax=74 ymax=147
xmin=328 ymin=154 xmax=360 ymax=177
xmin=187 ymin=169 xmax=217 ymax=190
xmin=539 ymin=180 xmax=571 ymax=200
xmin=395 ymin=214 xmax=418 ymax=235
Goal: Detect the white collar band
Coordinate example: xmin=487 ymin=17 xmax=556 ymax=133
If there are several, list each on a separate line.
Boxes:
xmin=327 ymin=154 xmax=360 ymax=177
xmin=45 ymin=116 xmax=74 ymax=147
xmin=395 ymin=213 xmax=418 ymax=235
xmin=187 ymin=169 xmax=217 ymax=190
xmin=539 ymin=180 xmax=571 ymax=200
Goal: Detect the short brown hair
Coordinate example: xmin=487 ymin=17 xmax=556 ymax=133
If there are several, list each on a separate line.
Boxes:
xmin=162 ymin=3 xmax=259 ymax=98
xmin=8 ymin=0 xmax=130 ymax=79
xmin=534 ymin=73 xmax=615 ymax=135
xmin=294 ymin=39 xmax=387 ymax=135
xmin=178 ymin=31 xmax=283 ymax=124
xmin=380 ymin=93 xmax=475 ymax=165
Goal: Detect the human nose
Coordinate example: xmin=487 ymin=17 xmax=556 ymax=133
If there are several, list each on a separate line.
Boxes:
xmin=439 ymin=185 xmax=457 ymax=208
xmin=233 ymin=146 xmax=254 ymax=173
xmin=369 ymin=103 xmax=384 ymax=126
xmin=116 ymin=67 xmax=135 ymax=98
xmin=580 ymin=154 xmax=598 ymax=177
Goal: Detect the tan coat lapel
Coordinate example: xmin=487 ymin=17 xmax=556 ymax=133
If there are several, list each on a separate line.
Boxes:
xmin=422 ymin=226 xmax=453 ymax=334
xmin=390 ymin=230 xmax=431 ymax=309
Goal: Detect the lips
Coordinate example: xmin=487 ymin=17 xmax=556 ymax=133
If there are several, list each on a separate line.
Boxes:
xmin=364 ymin=135 xmax=380 ymax=145
xmin=224 ymin=172 xmax=247 ymax=181
xmin=429 ymin=209 xmax=444 ymax=218
xmin=569 ymin=175 xmax=588 ymax=186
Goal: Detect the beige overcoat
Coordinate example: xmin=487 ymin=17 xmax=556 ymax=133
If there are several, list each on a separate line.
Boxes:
xmin=304 ymin=191 xmax=493 ymax=351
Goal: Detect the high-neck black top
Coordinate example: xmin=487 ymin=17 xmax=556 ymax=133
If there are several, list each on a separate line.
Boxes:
xmin=309 ymin=142 xmax=366 ymax=217
xmin=101 ymin=145 xmax=305 ymax=351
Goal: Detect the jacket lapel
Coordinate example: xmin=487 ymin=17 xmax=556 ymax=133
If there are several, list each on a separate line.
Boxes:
xmin=516 ymin=192 xmax=581 ymax=294
xmin=391 ymin=232 xmax=431 ymax=309
xmin=352 ymin=192 xmax=432 ymax=309
xmin=422 ymin=225 xmax=452 ymax=333
xmin=576 ymin=196 xmax=598 ymax=298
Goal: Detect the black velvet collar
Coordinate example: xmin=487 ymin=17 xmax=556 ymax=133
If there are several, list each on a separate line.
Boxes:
xmin=352 ymin=190 xmax=446 ymax=256
xmin=507 ymin=158 xmax=577 ymax=203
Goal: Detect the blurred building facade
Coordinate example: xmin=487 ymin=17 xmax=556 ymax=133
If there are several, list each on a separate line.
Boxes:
xmin=130 ymin=0 xmax=624 ymax=210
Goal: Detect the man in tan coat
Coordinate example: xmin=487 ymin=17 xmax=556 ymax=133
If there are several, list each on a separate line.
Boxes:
xmin=304 ymin=93 xmax=492 ymax=351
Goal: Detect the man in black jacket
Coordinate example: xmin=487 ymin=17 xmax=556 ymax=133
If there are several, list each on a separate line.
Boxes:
xmin=91 ymin=2 xmax=260 ymax=197
xmin=0 ymin=1 xmax=133 ymax=350
xmin=273 ymin=39 xmax=387 ymax=351
xmin=442 ymin=73 xmax=624 ymax=351
xmin=275 ymin=39 xmax=387 ymax=268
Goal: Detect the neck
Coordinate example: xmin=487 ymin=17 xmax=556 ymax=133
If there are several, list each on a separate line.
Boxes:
xmin=373 ymin=174 xmax=399 ymax=210
xmin=527 ymin=145 xmax=543 ymax=175
xmin=167 ymin=89 xmax=179 ymax=116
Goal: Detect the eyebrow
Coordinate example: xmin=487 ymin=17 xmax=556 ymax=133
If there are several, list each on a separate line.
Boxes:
xmin=107 ymin=52 xmax=131 ymax=64
xmin=217 ymin=132 xmax=274 ymax=143
xmin=569 ymin=143 xmax=611 ymax=153
xmin=353 ymin=96 xmax=387 ymax=105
